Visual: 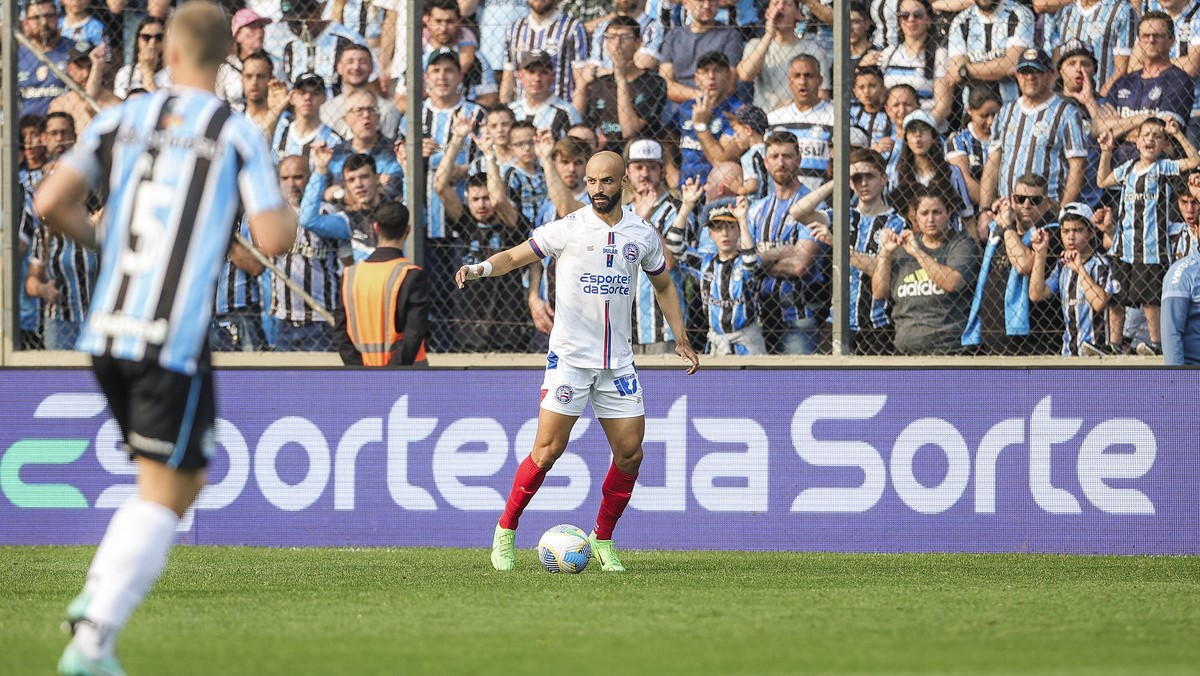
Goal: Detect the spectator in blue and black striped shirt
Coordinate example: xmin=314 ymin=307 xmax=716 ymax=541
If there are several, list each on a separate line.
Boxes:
xmin=981 ymin=49 xmax=1088 ymax=212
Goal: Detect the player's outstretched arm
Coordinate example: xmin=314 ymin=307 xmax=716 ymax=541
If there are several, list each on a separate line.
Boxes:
xmin=455 ymin=240 xmax=544 ymax=288
xmin=649 ymin=270 xmax=700 ymax=375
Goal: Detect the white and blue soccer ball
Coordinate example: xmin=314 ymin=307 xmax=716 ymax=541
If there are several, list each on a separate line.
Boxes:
xmin=537 ymin=524 xmax=592 ymax=574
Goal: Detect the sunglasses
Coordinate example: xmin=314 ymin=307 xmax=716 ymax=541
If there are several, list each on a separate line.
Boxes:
xmin=898 ymin=10 xmax=927 ymax=20
xmin=139 ymin=33 xmax=165 ymax=42
xmin=1013 ymin=194 xmax=1044 ymax=205
xmin=850 ymin=172 xmax=879 ymax=183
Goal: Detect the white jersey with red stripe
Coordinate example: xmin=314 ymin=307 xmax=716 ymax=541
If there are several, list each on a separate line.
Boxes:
xmin=530 ymin=205 xmax=667 ymax=370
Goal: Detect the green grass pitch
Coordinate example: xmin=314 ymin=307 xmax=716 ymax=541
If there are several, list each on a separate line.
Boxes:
xmin=2 ymin=546 xmax=1198 ymax=675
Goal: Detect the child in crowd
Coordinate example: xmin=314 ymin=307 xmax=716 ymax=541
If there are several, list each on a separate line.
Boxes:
xmin=1097 ymin=118 xmax=1200 ymax=355
xmin=1029 ymin=204 xmax=1120 ymax=357
xmin=946 ymin=86 xmax=1000 ymax=206
xmin=667 ymin=181 xmax=766 ymax=355
xmin=851 ymin=65 xmax=891 ymax=148
xmin=499 ymin=120 xmax=548 ymax=228
xmin=59 ymin=0 xmax=105 ymax=47
xmin=728 ymin=104 xmax=769 ymax=201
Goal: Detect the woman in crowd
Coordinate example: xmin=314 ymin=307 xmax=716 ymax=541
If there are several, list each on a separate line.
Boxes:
xmin=872 ymin=187 xmax=980 ymax=355
xmin=890 ymin=111 xmax=977 ymax=239
xmin=114 ymin=16 xmax=165 ymax=99
xmin=866 ymin=0 xmax=952 ymax=128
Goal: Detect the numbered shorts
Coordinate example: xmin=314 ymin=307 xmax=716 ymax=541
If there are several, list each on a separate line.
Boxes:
xmin=91 ymin=356 xmax=216 ymax=470
xmin=540 ymin=362 xmax=645 ymax=419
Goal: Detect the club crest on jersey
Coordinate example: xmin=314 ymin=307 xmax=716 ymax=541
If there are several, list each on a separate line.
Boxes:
xmin=555 ymin=385 xmax=574 ymax=404
xmin=622 ymin=242 xmax=639 ymax=262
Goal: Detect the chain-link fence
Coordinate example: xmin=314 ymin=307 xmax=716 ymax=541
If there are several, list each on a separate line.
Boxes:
xmin=8 ymin=0 xmax=1200 ymax=359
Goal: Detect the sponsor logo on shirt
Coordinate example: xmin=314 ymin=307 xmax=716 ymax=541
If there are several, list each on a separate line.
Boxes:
xmin=895 ymin=269 xmax=945 ymax=298
xmin=579 ymin=272 xmax=631 ymax=295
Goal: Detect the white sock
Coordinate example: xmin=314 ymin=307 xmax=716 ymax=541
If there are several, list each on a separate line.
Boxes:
xmin=75 ymin=497 xmax=178 ymax=657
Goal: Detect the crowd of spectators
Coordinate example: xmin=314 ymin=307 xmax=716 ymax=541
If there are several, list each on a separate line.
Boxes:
xmin=11 ymin=0 xmax=1200 ymax=357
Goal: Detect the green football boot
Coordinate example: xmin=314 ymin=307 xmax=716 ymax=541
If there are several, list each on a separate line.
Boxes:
xmin=491 ymin=525 xmax=516 ymax=571
xmin=589 ymin=531 xmax=626 ymax=572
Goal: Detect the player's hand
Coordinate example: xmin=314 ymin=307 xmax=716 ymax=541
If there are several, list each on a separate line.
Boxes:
xmin=1092 ymin=205 xmax=1114 ymax=234
xmin=529 ymin=296 xmax=555 ymax=334
xmin=1097 ymin=131 xmax=1114 ymax=152
xmin=394 ymin=138 xmax=407 ymax=165
xmin=1165 ymin=117 xmax=1182 ymax=137
xmin=872 ymin=136 xmax=895 ymax=155
xmin=899 ymin=229 xmax=920 ymax=256
xmin=676 ymin=340 xmax=700 ymax=375
xmin=455 ymin=263 xmax=488 ymax=288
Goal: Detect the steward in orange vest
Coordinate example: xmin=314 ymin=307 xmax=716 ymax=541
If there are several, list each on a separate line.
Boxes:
xmin=334 ymin=203 xmax=430 ymax=366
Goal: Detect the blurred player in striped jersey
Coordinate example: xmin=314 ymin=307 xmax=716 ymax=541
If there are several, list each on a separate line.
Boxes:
xmin=34 ymin=4 xmax=296 ymax=673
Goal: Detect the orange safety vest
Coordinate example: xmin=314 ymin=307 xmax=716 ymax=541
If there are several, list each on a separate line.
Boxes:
xmin=341 ymin=257 xmax=428 ymax=366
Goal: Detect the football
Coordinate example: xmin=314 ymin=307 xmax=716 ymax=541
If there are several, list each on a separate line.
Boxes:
xmin=537 ymin=524 xmax=592 ymax=574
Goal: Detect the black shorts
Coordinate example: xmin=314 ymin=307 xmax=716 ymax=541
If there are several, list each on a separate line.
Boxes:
xmin=92 ymin=356 xmax=216 ymax=470
xmin=1112 ymin=260 xmax=1169 ymax=307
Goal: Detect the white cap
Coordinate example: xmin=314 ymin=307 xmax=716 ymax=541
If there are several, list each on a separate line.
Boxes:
xmin=902 ymin=110 xmax=938 ymax=132
xmin=627 ymin=139 xmax=663 ymax=163
xmin=1059 ymin=202 xmax=1095 ymax=223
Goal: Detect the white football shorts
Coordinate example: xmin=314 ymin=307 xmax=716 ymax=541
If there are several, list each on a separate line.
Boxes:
xmin=540 ymin=362 xmax=645 ymax=418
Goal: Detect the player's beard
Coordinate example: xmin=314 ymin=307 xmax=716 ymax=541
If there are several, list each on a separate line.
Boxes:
xmin=591 ymin=193 xmax=618 ymax=214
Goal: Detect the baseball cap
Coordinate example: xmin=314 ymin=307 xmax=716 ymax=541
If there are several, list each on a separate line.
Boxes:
xmin=1058 ymin=40 xmax=1097 ymax=67
xmin=518 ymin=49 xmax=553 ymax=70
xmin=701 ymin=197 xmax=739 ymax=225
xmin=231 ymin=8 xmax=271 ymax=35
xmin=1059 ymin=202 xmax=1095 ymax=224
xmin=292 ymin=72 xmax=325 ymax=90
xmin=696 ymin=50 xmax=731 ymax=70
xmin=425 ymin=47 xmax=459 ymax=70
xmin=902 ymin=110 xmax=938 ymax=132
xmin=1017 ymin=48 xmax=1053 ymax=73
xmin=627 ymin=138 xmax=663 ymax=163
xmin=731 ymin=105 xmax=769 ymax=135
xmin=68 ymin=41 xmax=94 ymax=63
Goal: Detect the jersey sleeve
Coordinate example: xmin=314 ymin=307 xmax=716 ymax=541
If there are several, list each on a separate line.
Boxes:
xmin=641 ymin=226 xmax=667 ymax=275
xmin=231 ymin=117 xmax=286 ymax=217
xmin=530 ymin=218 xmax=570 ymax=259
xmin=1045 ymin=260 xmax=1062 ymax=296
xmin=1160 ymin=259 xmax=1196 ymax=365
xmin=58 ymin=104 xmax=124 ymax=190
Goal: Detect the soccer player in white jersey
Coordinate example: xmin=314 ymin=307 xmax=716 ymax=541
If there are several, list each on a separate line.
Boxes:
xmin=456 ymin=151 xmax=700 ymax=572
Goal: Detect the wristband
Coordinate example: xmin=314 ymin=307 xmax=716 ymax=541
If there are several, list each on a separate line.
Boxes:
xmin=476 ymin=261 xmax=493 ymax=277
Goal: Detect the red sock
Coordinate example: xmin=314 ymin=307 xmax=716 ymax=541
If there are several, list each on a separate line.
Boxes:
xmin=594 ymin=463 xmax=637 ymax=540
xmin=498 ymin=455 xmax=548 ymax=530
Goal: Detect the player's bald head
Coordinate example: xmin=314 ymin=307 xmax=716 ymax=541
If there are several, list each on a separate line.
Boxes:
xmin=167 ymin=1 xmax=233 ymax=70
xmin=586 ymin=151 xmax=626 ymax=181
